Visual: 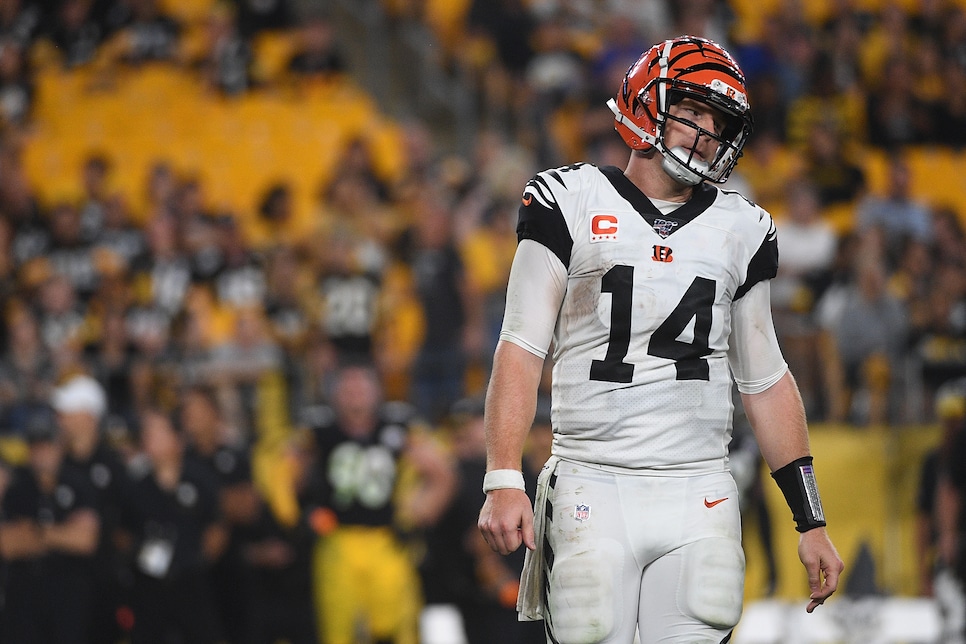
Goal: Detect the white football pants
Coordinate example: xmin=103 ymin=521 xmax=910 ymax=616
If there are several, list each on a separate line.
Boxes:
xmin=539 ymin=460 xmax=744 ymax=644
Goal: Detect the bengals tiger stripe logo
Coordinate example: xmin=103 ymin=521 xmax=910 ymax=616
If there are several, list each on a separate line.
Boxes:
xmin=652 ymin=245 xmax=673 ymax=263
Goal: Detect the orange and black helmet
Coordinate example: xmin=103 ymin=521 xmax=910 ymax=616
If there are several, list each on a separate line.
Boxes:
xmin=607 ymin=35 xmax=753 ymax=184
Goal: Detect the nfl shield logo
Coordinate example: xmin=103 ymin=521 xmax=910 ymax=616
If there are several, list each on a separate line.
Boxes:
xmin=574 ymin=504 xmax=591 ymax=522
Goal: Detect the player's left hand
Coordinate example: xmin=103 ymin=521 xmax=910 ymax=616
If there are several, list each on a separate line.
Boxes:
xmin=798 ymin=527 xmax=844 ymax=613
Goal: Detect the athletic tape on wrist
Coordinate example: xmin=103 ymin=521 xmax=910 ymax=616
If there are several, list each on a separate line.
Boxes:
xmin=771 ymin=456 xmax=827 ymax=533
xmin=483 ymin=469 xmax=526 ymax=493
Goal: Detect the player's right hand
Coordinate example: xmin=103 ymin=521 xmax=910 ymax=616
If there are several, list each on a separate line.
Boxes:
xmin=478 ymin=488 xmax=535 ymax=555
xmin=798 ymin=527 xmax=844 ymax=613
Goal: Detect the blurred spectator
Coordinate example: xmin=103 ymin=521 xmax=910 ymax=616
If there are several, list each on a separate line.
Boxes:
xmin=786 ymin=51 xmax=866 ymax=151
xmin=932 ymin=63 xmax=966 ymax=148
xmin=315 ymin=225 xmax=382 ymax=366
xmin=917 ymin=377 xmax=966 ymax=598
xmin=41 ymin=0 xmax=103 ymax=69
xmin=302 ymin=363 xmax=455 ymax=644
xmin=193 ymin=2 xmax=253 ymax=96
xmin=931 ymin=207 xmax=966 ymax=268
xmin=521 ymin=15 xmax=586 ymax=163
xmin=262 ymin=243 xmax=315 ymax=411
xmin=401 ymin=188 xmax=485 ymax=424
xmin=771 ymin=181 xmax=837 ymax=416
xmin=939 ymin=5 xmax=966 ymax=70
xmin=76 ymin=153 xmax=111 ymax=242
xmin=171 ymin=177 xmax=222 ymax=283
xmin=0 ymin=0 xmax=41 ymax=47
xmin=247 ymin=181 xmax=311 ymax=252
xmin=240 ymin=435 xmax=317 ymax=644
xmin=36 ymin=272 xmax=86 ymax=362
xmin=935 ymin=378 xmax=966 ymax=640
xmin=123 ymin=407 xmax=225 ymax=644
xmin=802 ymin=121 xmax=866 ymax=208
xmin=231 ymin=0 xmax=296 ymax=38
xmin=465 ymin=0 xmax=537 ymax=132
xmin=0 ymin=406 xmax=101 ymax=644
xmin=205 ymin=304 xmax=283 ymax=441
xmin=0 ymin=37 xmax=33 ymax=127
xmin=93 ymin=193 xmax=147 ymax=268
xmin=0 ymin=136 xmax=42 ymax=241
xmin=912 ymin=261 xmax=966 ymax=415
xmin=104 ymin=0 xmax=181 ymax=65
xmin=286 ymin=12 xmax=345 ymax=80
xmin=83 ymin=307 xmax=139 ymax=430
xmin=420 ymin=396 xmax=544 ymax=644
xmin=141 ymin=159 xmax=178 ymax=218
xmin=865 ymin=55 xmax=934 ymax=148
xmin=52 ymin=373 xmax=134 ymax=644
xmin=730 ymin=387 xmax=780 ymax=597
xmin=817 ymin=252 xmax=909 ymax=425
xmin=0 ymin=301 xmax=56 ymax=431
xmin=668 ymin=0 xmax=732 ymax=47
xmin=179 ymin=384 xmax=254 ymax=642
xmin=46 ymin=201 xmax=100 ymax=302
xmin=210 ymin=214 xmax=267 ymax=308
xmin=855 ymin=155 xmax=933 ymax=268
xmin=130 ymin=212 xmax=191 ymax=318
xmin=125 ymin=301 xmax=180 ymax=414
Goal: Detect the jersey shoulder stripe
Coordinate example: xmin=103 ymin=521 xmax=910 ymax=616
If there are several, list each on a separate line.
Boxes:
xmin=734 ymin=207 xmax=779 ymax=300
xmin=516 ymin=165 xmax=591 ymax=269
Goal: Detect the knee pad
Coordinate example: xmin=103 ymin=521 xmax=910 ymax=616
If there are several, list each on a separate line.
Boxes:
xmin=547 ymin=538 xmax=624 ymax=644
xmin=679 ymin=538 xmax=745 ymax=630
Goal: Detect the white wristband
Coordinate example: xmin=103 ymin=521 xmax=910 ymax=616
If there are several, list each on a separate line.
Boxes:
xmin=483 ymin=469 xmax=526 ymax=493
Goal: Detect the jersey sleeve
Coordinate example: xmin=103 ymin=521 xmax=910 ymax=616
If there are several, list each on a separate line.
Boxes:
xmin=499 ymin=239 xmax=567 ymax=359
xmin=728 ymin=280 xmax=788 ymax=394
xmin=516 ymin=173 xmax=574 ymax=269
xmin=734 ymin=211 xmax=778 ymax=300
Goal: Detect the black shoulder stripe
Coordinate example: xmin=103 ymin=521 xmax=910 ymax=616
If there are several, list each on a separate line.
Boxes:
xmin=516 ymin=194 xmax=573 ymax=270
xmin=734 ymin=221 xmax=778 ymax=300
xmin=545 ymin=169 xmax=567 ymax=188
xmin=532 ymin=175 xmax=555 ymax=204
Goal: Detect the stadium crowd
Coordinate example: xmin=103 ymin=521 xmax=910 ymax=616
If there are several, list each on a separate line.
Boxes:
xmin=2 ymin=0 xmax=966 ymax=642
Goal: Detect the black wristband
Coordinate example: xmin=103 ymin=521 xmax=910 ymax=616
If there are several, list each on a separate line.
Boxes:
xmin=771 ymin=456 xmax=827 ymax=533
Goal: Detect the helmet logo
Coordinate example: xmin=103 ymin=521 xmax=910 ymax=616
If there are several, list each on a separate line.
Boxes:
xmin=710 ymin=79 xmax=747 ymax=109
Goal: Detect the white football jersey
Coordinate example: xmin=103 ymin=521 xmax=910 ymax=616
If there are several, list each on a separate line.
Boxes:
xmin=517 ymin=163 xmax=779 ymax=473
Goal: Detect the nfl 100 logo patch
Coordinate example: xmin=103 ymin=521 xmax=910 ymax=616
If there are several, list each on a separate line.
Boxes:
xmin=573 ymin=504 xmax=591 ymax=522
xmin=652 ymin=218 xmax=678 ymax=238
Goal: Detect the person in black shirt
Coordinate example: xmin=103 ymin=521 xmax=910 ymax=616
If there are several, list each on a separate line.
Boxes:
xmin=180 ymin=384 xmax=258 ymax=644
xmin=52 ymin=373 xmax=134 ymax=644
xmin=420 ymin=396 xmax=544 ymax=644
xmin=123 ymin=407 xmax=225 ymax=644
xmin=303 ymin=363 xmax=454 ymax=644
xmin=0 ymin=409 xmax=100 ymax=644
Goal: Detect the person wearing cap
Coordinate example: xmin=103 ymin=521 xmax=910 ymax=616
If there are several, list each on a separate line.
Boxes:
xmin=52 ymin=372 xmax=134 ymax=644
xmin=0 ymin=405 xmax=101 ymax=643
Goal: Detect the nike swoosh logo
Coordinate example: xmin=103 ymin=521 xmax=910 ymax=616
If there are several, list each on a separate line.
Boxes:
xmin=522 ymin=194 xmax=533 ymax=206
xmin=704 ymin=497 xmax=728 ymax=508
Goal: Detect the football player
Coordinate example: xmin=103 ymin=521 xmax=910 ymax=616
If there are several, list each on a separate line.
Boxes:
xmin=478 ymin=35 xmax=844 ymax=643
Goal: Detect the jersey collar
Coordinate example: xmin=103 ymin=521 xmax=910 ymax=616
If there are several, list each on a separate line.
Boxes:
xmin=599 ymin=165 xmax=717 ymax=235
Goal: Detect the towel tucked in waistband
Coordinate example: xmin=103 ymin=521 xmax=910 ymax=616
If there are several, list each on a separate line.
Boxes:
xmin=517 ymin=455 xmax=558 ymax=621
